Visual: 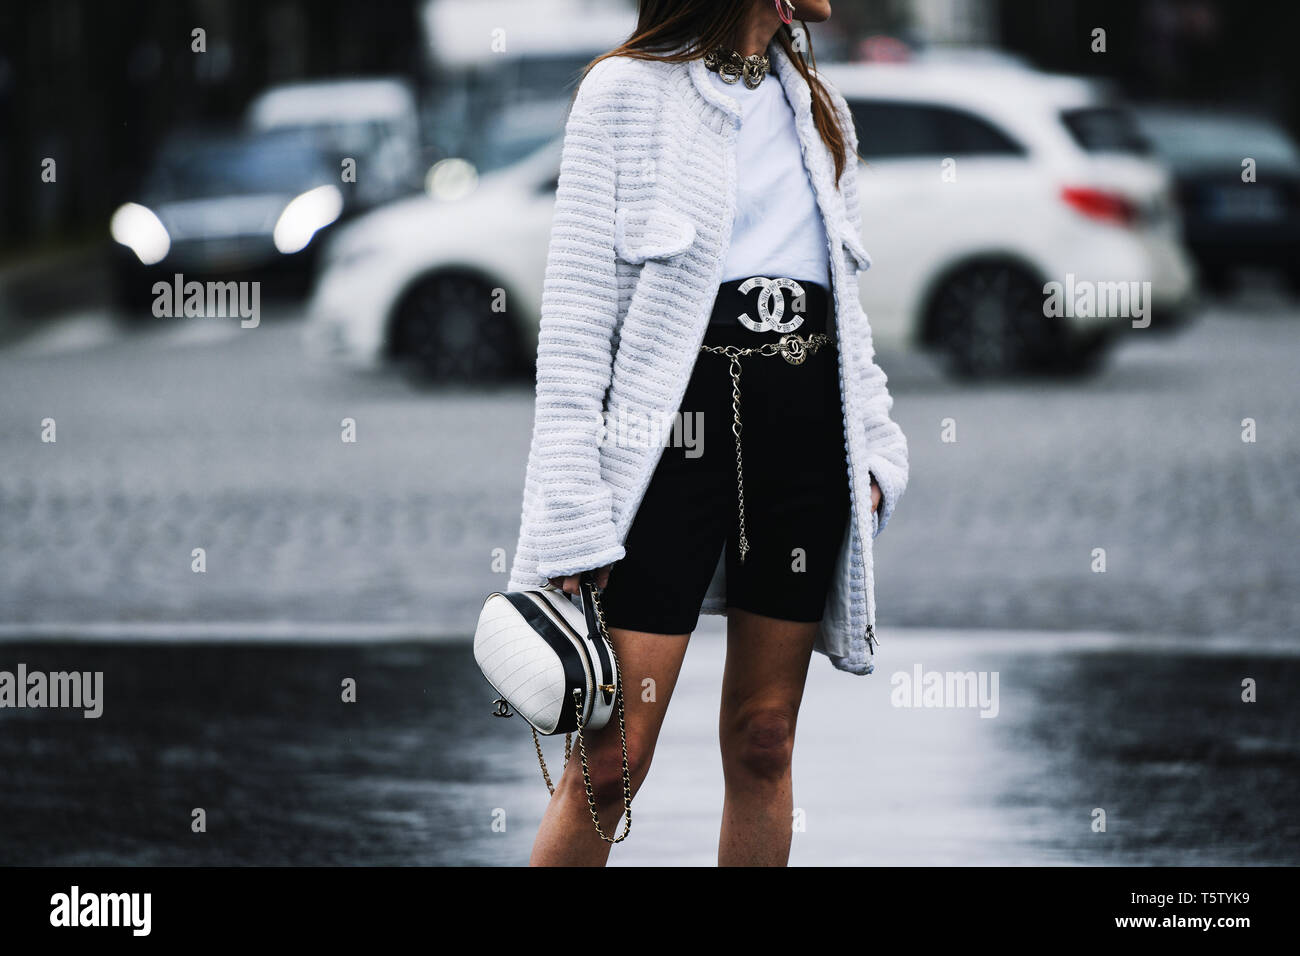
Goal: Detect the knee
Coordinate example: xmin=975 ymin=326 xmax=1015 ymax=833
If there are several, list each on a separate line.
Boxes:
xmin=577 ymin=736 xmax=652 ymax=808
xmin=726 ymin=708 xmax=796 ymax=781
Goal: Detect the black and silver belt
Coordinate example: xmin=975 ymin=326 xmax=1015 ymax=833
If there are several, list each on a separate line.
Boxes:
xmin=699 ymin=276 xmax=833 ymax=563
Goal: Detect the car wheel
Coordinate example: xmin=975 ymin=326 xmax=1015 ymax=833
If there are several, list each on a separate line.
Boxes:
xmin=927 ymin=263 xmax=1050 ymax=378
xmin=390 ymin=273 xmax=520 ymax=382
xmin=1200 ymin=265 xmax=1236 ymax=296
xmin=111 ymin=263 xmax=162 ymax=319
xmin=1040 ymin=327 xmax=1115 ymax=378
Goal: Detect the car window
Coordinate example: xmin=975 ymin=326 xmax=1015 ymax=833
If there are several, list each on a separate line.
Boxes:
xmin=469 ymin=98 xmax=571 ymax=174
xmin=145 ymin=132 xmax=332 ymax=198
xmin=272 ymin=119 xmax=391 ymax=157
xmin=846 ymin=99 xmax=1025 ymax=159
xmin=427 ymin=52 xmax=593 ymax=159
xmin=1060 ymin=107 xmax=1152 ymax=155
xmin=1136 ymin=113 xmax=1300 ymax=168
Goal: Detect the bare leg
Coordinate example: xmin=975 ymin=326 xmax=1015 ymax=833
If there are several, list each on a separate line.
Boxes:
xmin=717 ymin=607 xmax=819 ymax=867
xmin=529 ymin=626 xmax=691 ymax=866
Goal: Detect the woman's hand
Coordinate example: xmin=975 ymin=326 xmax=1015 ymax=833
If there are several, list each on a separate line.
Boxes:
xmin=870 ymin=475 xmax=882 ymax=514
xmin=549 ymin=564 xmax=612 ymax=596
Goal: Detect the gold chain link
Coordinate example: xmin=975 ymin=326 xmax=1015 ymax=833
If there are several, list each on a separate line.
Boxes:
xmin=576 ymin=582 xmax=632 ymax=843
xmin=528 ymin=582 xmax=632 ymax=843
xmin=530 ymin=727 xmax=571 ymax=795
xmin=698 ymin=332 xmax=832 ymax=563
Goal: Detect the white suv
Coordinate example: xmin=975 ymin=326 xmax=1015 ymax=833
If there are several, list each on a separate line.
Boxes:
xmin=823 ymin=60 xmax=1197 ymax=375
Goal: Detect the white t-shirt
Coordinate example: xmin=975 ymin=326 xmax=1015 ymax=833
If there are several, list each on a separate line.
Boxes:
xmin=707 ymin=68 xmax=830 ymax=286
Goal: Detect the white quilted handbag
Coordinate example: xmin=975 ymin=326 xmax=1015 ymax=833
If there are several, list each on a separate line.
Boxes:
xmin=473 ymin=571 xmax=631 ymax=842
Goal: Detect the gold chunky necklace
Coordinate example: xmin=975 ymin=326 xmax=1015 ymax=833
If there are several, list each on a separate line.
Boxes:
xmin=703 ymin=47 xmax=771 ymax=89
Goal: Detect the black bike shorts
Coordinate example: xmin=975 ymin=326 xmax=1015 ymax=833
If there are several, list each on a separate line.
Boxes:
xmin=598 ymin=277 xmax=851 ymax=635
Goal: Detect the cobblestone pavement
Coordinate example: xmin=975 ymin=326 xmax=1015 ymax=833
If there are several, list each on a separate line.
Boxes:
xmin=0 ymin=303 xmax=1297 ymax=640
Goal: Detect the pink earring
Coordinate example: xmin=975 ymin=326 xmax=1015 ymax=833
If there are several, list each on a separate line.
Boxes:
xmin=775 ymin=0 xmax=795 ymax=25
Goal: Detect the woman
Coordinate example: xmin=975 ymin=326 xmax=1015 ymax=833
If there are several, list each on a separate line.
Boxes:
xmin=506 ymin=0 xmax=909 ymax=866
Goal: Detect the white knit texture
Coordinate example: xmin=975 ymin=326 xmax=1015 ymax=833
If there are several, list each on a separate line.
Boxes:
xmin=507 ymin=40 xmax=909 ymax=674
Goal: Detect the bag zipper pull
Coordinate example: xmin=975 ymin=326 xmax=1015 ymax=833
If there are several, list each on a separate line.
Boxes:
xmin=865 ymin=624 xmax=878 ymax=654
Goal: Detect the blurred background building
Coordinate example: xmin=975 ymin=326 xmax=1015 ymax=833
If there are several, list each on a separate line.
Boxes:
xmin=3 ymin=0 xmax=1299 ymax=252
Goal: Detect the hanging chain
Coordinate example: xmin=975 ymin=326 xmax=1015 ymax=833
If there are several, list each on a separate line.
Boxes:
xmin=727 ymin=354 xmax=749 ymax=562
xmin=699 ymin=331 xmax=832 ymax=564
xmin=526 ymin=582 xmax=631 ymax=843
xmin=574 ymin=582 xmax=632 ymax=843
xmin=530 ymin=727 xmax=571 ymax=796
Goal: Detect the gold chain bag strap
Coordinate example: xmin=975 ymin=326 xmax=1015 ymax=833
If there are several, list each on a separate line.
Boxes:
xmin=528 ymin=571 xmax=632 ymax=844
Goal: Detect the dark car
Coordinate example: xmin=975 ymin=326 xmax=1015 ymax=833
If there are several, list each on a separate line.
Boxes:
xmin=1135 ymin=107 xmax=1300 ymax=294
xmin=110 ymin=127 xmax=343 ymax=307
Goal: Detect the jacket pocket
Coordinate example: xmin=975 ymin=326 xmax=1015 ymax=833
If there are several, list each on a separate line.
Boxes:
xmin=840 ymin=227 xmax=872 ymax=273
xmin=614 ymin=204 xmax=697 ymax=264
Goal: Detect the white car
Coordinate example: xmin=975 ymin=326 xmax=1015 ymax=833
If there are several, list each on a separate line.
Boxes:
xmin=823 ymin=60 xmax=1197 ymax=374
xmin=305 ymin=141 xmax=558 ymax=379
xmin=307 ymin=60 xmax=1197 ymax=379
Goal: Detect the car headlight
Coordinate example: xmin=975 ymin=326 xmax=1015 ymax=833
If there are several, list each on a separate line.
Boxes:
xmin=274 ymin=185 xmax=344 ymax=254
xmin=110 ymin=203 xmax=170 ymax=265
xmin=425 ymin=158 xmax=478 ymax=201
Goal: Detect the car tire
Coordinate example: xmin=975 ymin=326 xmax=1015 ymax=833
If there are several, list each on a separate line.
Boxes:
xmin=390 ymin=272 xmax=521 ymax=383
xmin=926 ymin=262 xmax=1052 ymax=378
xmin=111 ymin=262 xmax=163 ymax=319
xmin=1200 ymin=265 xmax=1236 ymax=296
xmin=1040 ymin=327 xmax=1115 ymax=378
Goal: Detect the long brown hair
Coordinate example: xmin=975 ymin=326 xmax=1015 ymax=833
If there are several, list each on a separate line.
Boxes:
xmin=583 ymin=0 xmax=853 ymax=185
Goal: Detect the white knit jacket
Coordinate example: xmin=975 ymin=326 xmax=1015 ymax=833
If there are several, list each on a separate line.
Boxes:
xmin=506 ymin=39 xmax=909 ymax=674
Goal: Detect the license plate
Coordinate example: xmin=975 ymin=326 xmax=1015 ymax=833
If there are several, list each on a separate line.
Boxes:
xmin=1204 ymin=185 xmax=1285 ymax=222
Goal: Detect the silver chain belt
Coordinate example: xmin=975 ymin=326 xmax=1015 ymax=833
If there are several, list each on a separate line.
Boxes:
xmin=698 ymin=331 xmax=833 ymax=563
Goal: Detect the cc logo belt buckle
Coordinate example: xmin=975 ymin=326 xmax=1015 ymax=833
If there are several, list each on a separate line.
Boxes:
xmin=778 ymin=333 xmax=809 ymax=366
xmin=737 ymin=276 xmax=806 ymax=333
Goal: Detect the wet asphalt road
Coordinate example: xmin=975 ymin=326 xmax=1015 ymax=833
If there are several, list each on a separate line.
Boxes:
xmin=1 ymin=636 xmax=1296 ymax=866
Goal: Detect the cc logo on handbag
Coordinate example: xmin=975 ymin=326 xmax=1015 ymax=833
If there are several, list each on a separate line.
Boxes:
xmin=736 ymin=276 xmax=806 ymax=333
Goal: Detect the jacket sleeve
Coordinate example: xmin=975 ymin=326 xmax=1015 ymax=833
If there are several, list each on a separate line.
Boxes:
xmin=524 ymin=84 xmax=627 ymax=580
xmin=836 ymin=92 xmax=910 ymax=539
